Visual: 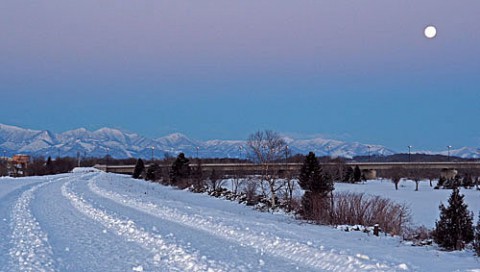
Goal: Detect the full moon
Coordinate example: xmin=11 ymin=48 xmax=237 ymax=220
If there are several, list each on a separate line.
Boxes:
xmin=424 ymin=25 xmax=437 ymax=39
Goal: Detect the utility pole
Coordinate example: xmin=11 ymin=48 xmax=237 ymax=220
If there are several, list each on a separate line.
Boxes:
xmin=447 ymin=145 xmax=452 ymax=162
xmin=407 ymin=145 xmax=412 ymax=163
xmin=367 ymin=145 xmax=371 ymax=162
xmin=238 ymin=145 xmax=244 ymax=159
xmin=150 ymin=146 xmax=155 ymax=162
xmin=284 ymin=145 xmax=289 ymax=174
xmin=106 ymin=148 xmax=110 ymax=173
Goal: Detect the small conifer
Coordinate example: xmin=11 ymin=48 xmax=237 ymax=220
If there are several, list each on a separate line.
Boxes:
xmin=433 ymin=188 xmax=474 ymax=250
xmin=132 ymin=158 xmax=145 ymax=179
xmin=474 ymin=214 xmax=480 ymax=256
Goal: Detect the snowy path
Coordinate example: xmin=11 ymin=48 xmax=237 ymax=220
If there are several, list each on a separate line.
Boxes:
xmin=86 ymin=176 xmax=390 ymax=271
xmin=31 ymin=176 xmax=159 ymax=271
xmin=0 ymin=178 xmax=43 ymax=267
xmin=9 ymin=181 xmax=56 ymax=271
xmin=1 ymin=171 xmax=479 ymax=271
xmin=62 ymin=179 xmax=233 ymax=271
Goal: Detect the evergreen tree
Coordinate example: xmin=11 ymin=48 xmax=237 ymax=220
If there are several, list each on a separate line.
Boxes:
xmin=433 ymin=188 xmax=474 ymax=250
xmin=132 ymin=158 xmax=145 ymax=179
xmin=474 ymin=213 xmax=480 ymax=256
xmin=45 ymin=156 xmax=54 ymax=175
xmin=169 ymin=153 xmax=191 ymax=186
xmin=298 ymin=152 xmax=334 ymax=220
xmin=344 ymin=166 xmax=354 ymax=183
xmin=436 ymin=176 xmax=446 ymax=189
xmin=353 ymin=165 xmax=362 ymax=182
xmin=463 ymin=173 xmax=474 ymax=189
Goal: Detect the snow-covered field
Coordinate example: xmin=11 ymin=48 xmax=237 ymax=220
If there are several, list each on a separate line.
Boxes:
xmin=335 ymin=179 xmax=480 ymax=228
xmin=1 ymin=170 xmax=479 ymax=271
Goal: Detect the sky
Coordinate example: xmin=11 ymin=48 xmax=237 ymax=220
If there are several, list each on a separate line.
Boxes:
xmin=0 ymin=1 xmax=479 ymax=152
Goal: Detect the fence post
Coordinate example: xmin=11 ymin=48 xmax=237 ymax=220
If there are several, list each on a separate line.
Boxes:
xmin=373 ymin=224 xmax=380 ymax=236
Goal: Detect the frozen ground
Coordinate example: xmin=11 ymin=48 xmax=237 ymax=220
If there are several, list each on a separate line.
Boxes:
xmin=1 ymin=170 xmax=479 ymax=271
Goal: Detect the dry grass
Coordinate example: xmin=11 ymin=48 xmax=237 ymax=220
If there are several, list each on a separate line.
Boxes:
xmin=327 ymin=192 xmax=411 ymax=236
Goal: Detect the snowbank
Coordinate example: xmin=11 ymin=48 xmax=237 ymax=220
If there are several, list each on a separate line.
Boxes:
xmin=71 ymin=167 xmax=101 ymax=173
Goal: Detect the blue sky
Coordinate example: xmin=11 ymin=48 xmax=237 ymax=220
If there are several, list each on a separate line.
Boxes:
xmin=1 ymin=1 xmax=479 ymax=151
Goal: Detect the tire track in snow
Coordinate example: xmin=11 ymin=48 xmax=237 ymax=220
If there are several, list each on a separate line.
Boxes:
xmin=61 ymin=179 xmax=234 ymax=272
xmin=9 ymin=180 xmax=56 ymax=272
xmin=88 ymin=177 xmax=400 ymax=272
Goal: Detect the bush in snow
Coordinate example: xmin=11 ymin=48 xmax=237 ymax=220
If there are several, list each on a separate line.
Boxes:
xmin=145 ymin=163 xmax=161 ymax=181
xmin=433 ymin=187 xmax=474 ymax=250
xmin=190 ymin=161 xmax=206 ymax=192
xmin=330 ymin=192 xmax=411 ymax=236
xmin=243 ymin=178 xmax=259 ymax=206
xmin=207 ymin=169 xmax=225 ymax=192
xmin=402 ymin=225 xmax=433 ymax=246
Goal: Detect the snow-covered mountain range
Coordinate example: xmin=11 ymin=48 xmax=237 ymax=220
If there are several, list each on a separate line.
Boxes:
xmin=0 ymin=123 xmax=477 ymax=159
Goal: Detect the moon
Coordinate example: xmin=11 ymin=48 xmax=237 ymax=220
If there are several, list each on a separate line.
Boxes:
xmin=424 ymin=25 xmax=437 ymax=39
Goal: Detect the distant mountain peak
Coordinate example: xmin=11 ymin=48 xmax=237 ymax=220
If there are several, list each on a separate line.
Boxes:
xmin=1 ymin=123 xmax=478 ymax=159
xmin=94 ymin=127 xmax=124 ymax=134
xmin=157 ymin=133 xmax=194 ymax=144
xmin=165 ymin=132 xmax=188 ymax=139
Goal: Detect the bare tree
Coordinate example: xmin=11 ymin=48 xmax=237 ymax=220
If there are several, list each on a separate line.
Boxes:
xmin=283 ymin=170 xmax=296 ymax=212
xmin=387 ymin=167 xmax=406 ymax=190
xmin=247 ymin=130 xmax=286 ymax=208
xmin=232 ymin=163 xmax=245 ymax=195
xmin=424 ymin=169 xmax=438 ymax=187
xmin=208 ymin=169 xmax=226 ymax=192
xmin=191 ymin=160 xmax=205 ymax=192
xmin=408 ymin=168 xmax=423 ymax=191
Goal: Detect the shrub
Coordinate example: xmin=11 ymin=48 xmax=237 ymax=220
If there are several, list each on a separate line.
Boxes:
xmin=243 ymin=178 xmax=259 ymax=206
xmin=402 ymin=226 xmax=433 ymax=246
xmin=145 ymin=163 xmax=161 ymax=181
xmin=330 ymin=192 xmax=411 ymax=236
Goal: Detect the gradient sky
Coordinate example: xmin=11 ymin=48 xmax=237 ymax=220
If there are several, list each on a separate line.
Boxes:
xmin=1 ymin=1 xmax=479 ymax=151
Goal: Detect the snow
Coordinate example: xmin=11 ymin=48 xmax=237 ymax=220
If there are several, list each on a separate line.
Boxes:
xmin=335 ymin=179 xmax=480 ymax=228
xmin=1 ymin=171 xmax=480 ymax=271
xmin=71 ymin=167 xmax=101 ymax=173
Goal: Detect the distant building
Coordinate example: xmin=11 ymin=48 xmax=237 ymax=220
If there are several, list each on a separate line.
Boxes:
xmin=440 ymin=168 xmax=458 ymax=180
xmin=9 ymin=154 xmax=30 ymax=177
